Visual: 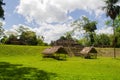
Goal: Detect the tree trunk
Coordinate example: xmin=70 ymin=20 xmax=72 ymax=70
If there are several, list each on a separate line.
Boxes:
xmin=113 ymin=20 xmax=116 ymax=58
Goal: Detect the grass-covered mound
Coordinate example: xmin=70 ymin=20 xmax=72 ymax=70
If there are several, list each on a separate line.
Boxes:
xmin=0 ymin=45 xmax=48 ymax=56
xmin=0 ymin=45 xmax=120 ymax=80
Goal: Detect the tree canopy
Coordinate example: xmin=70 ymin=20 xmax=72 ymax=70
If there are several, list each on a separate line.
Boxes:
xmin=103 ymin=0 xmax=120 ymax=20
xmin=0 ymin=0 xmax=5 ymax=19
xmin=103 ymin=0 xmax=120 ymax=58
xmin=72 ymin=16 xmax=97 ymax=46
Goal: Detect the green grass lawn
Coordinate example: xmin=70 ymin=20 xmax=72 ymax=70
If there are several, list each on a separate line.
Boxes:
xmin=0 ymin=45 xmax=120 ymax=80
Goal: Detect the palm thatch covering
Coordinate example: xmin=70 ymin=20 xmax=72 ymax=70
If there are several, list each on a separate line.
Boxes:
xmin=42 ymin=46 xmax=67 ymax=59
xmin=80 ymin=46 xmax=97 ymax=59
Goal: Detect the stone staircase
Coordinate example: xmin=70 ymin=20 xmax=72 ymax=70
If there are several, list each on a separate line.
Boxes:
xmin=64 ymin=47 xmax=83 ymax=56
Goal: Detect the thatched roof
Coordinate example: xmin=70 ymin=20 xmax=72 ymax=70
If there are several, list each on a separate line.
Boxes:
xmin=42 ymin=46 xmax=67 ymax=55
xmin=80 ymin=46 xmax=97 ymax=54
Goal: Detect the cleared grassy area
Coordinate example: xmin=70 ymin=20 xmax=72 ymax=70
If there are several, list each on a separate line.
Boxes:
xmin=0 ymin=45 xmax=120 ymax=80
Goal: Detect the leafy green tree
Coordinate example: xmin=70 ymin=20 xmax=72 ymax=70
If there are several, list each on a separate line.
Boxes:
xmin=59 ymin=31 xmax=74 ymax=40
xmin=37 ymin=36 xmax=47 ymax=46
xmin=0 ymin=22 xmax=4 ymax=38
xmin=103 ymin=0 xmax=120 ymax=58
xmin=94 ymin=34 xmax=110 ymax=47
xmin=6 ymin=34 xmax=18 ymax=44
xmin=106 ymin=15 xmax=120 ymax=48
xmin=77 ymin=38 xmax=90 ymax=46
xmin=0 ymin=0 xmax=5 ymax=19
xmin=14 ymin=25 xmax=30 ymax=38
xmin=20 ymin=31 xmax=38 ymax=45
xmin=107 ymin=15 xmax=120 ymax=47
xmin=16 ymin=26 xmax=30 ymax=34
xmin=64 ymin=31 xmax=73 ymax=39
xmin=59 ymin=36 xmax=66 ymax=40
xmin=72 ymin=16 xmax=97 ymax=46
xmin=0 ymin=36 xmax=8 ymax=44
xmin=115 ymin=26 xmax=120 ymax=47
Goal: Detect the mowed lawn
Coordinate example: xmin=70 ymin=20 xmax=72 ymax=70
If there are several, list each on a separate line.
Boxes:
xmin=0 ymin=45 xmax=120 ymax=80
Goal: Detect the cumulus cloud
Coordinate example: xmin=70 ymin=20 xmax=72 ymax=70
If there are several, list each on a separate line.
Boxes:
xmin=16 ymin=0 xmax=69 ymax=24
xmin=96 ymin=26 xmax=113 ymax=35
xmin=33 ymin=23 xmax=73 ymax=43
xmin=5 ymin=24 xmax=33 ymax=36
xmin=6 ymin=24 xmax=72 ymax=43
xmin=16 ymin=0 xmax=105 ymax=24
xmin=15 ymin=0 xmax=111 ymax=43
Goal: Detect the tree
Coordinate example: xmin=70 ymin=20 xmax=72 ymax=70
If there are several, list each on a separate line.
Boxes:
xmin=103 ymin=0 xmax=120 ymax=58
xmin=94 ymin=34 xmax=111 ymax=47
xmin=77 ymin=38 xmax=90 ymax=46
xmin=0 ymin=36 xmax=8 ymax=44
xmin=0 ymin=0 xmax=5 ymax=19
xmin=115 ymin=25 xmax=120 ymax=47
xmin=105 ymin=15 xmax=120 ymax=48
xmin=20 ymin=31 xmax=38 ymax=45
xmin=64 ymin=31 xmax=73 ymax=39
xmin=37 ymin=36 xmax=47 ymax=46
xmin=14 ymin=25 xmax=31 ymax=42
xmin=72 ymin=16 xmax=97 ymax=46
xmin=0 ymin=22 xmax=4 ymax=38
xmin=59 ymin=36 xmax=66 ymax=40
xmin=6 ymin=34 xmax=18 ymax=44
xmin=16 ymin=26 xmax=30 ymax=34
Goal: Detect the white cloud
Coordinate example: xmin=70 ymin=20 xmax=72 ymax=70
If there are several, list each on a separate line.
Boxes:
xmin=33 ymin=23 xmax=73 ymax=43
xmin=16 ymin=0 xmax=69 ymax=24
xmin=72 ymin=30 xmax=85 ymax=39
xmin=6 ymin=24 xmax=72 ymax=43
xmin=96 ymin=26 xmax=113 ymax=35
xmin=5 ymin=24 xmax=33 ymax=36
xmin=16 ymin=0 xmax=105 ymax=24
xmin=15 ymin=0 xmax=111 ymax=43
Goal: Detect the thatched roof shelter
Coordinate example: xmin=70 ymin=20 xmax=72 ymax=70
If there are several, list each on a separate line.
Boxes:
xmin=80 ymin=47 xmax=97 ymax=54
xmin=42 ymin=46 xmax=67 ymax=60
xmin=80 ymin=46 xmax=97 ymax=58
xmin=42 ymin=46 xmax=67 ymax=55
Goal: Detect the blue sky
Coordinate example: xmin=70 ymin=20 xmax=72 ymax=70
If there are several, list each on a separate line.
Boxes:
xmin=3 ymin=0 xmax=32 ymax=29
xmin=2 ymin=0 xmax=115 ymax=43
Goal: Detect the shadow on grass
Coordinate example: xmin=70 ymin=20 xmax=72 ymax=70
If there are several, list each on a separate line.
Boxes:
xmin=115 ymin=58 xmax=120 ymax=61
xmin=0 ymin=62 xmax=57 ymax=80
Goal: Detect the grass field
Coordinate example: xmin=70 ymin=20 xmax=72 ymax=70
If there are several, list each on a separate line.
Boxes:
xmin=0 ymin=45 xmax=120 ymax=80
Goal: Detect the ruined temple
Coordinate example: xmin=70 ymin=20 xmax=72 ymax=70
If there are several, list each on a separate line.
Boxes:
xmin=51 ymin=38 xmax=83 ymax=56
